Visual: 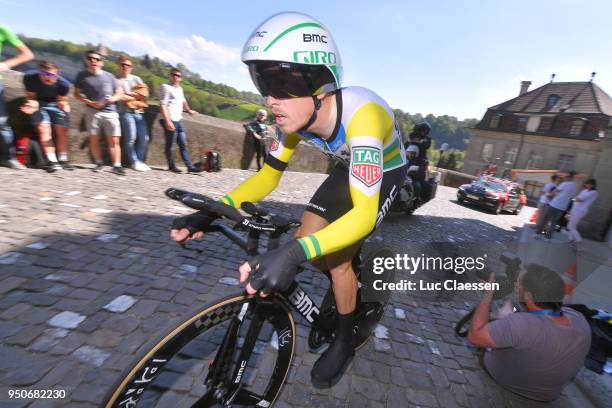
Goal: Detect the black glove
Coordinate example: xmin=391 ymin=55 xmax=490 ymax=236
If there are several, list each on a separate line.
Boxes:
xmin=247 ymin=240 xmax=307 ymax=293
xmin=172 ymin=210 xmax=215 ymax=236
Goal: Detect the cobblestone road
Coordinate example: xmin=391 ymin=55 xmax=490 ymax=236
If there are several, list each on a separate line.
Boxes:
xmin=0 ymin=166 xmax=596 ymax=407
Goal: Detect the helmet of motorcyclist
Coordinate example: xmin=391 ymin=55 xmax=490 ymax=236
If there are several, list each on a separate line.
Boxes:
xmin=412 ymin=122 xmax=431 ymax=137
xmin=406 ymin=144 xmax=420 ymax=157
xmin=241 ymin=12 xmax=342 ymax=98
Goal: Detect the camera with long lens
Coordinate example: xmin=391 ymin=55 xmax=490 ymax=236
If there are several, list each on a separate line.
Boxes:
xmin=476 ymin=251 xmax=521 ymax=300
xmin=455 ymin=252 xmax=522 ymax=337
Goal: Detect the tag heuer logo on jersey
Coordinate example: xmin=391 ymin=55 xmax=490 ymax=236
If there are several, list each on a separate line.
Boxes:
xmin=351 ymin=146 xmax=382 ymax=187
xmin=270 ymin=138 xmax=280 ymax=152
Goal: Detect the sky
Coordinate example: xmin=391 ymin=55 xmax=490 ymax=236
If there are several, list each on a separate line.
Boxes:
xmin=3 ymin=0 xmax=612 ymax=120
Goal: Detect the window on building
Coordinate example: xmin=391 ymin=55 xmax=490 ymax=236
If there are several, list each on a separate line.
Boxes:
xmin=503 ymin=146 xmax=519 ymax=164
xmin=489 ymin=114 xmax=501 ymax=129
xmin=526 ymin=116 xmax=541 ymax=132
xmin=526 ymin=151 xmax=543 ymax=169
xmin=569 ymin=120 xmax=585 ymax=136
xmin=546 ymin=95 xmax=560 ymax=108
xmin=557 ymin=154 xmax=575 ymax=172
xmin=538 ymin=117 xmax=553 ymax=132
xmin=517 ymin=117 xmax=528 ymax=131
xmin=481 ymin=143 xmax=494 ymax=161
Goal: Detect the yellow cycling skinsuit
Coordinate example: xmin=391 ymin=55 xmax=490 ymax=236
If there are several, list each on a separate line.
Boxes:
xmin=221 ymin=86 xmax=407 ymax=261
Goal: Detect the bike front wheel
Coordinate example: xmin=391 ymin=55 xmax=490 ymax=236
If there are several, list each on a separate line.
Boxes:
xmin=101 ymin=293 xmax=296 ymax=408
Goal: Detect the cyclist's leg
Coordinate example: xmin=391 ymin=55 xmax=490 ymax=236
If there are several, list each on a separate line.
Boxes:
xmin=294 ymin=211 xmax=359 ymax=314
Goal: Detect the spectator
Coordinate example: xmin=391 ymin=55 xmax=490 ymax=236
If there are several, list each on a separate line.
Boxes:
xmin=117 ymin=55 xmax=150 ymax=172
xmin=159 ymin=68 xmax=201 ymax=173
xmin=533 ymin=174 xmax=561 ymax=228
xmin=468 ymin=264 xmax=591 ymax=402
xmin=564 ymin=178 xmax=598 ymax=242
xmin=20 ymin=60 xmax=73 ymax=172
xmin=74 ymin=49 xmax=125 ymax=175
xmin=535 ymin=171 xmax=577 ymax=238
xmin=0 ymin=24 xmax=34 ymax=169
xmin=243 ymin=109 xmax=269 ymax=170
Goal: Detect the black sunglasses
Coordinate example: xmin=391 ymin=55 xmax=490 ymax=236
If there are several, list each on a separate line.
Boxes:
xmin=87 ymin=56 xmax=102 ymax=62
xmin=247 ymin=61 xmax=336 ymax=98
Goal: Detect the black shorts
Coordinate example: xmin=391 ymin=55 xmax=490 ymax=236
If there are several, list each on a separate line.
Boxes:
xmin=307 ymin=163 xmax=406 ymax=225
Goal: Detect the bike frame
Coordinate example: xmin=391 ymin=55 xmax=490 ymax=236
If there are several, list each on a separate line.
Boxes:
xmin=197 ymin=219 xmax=338 ymax=405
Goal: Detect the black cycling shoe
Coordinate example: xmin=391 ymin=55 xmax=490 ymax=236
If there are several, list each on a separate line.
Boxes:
xmin=92 ymin=163 xmax=104 ymax=173
xmin=112 ymin=166 xmax=126 ymax=176
xmin=311 ymin=311 xmax=355 ymax=389
xmin=168 ymin=167 xmax=182 ymax=173
xmin=187 ymin=167 xmax=204 ymax=173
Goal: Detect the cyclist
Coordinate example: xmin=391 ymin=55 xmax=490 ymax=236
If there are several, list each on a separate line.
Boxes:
xmin=171 ymin=12 xmax=407 ymax=388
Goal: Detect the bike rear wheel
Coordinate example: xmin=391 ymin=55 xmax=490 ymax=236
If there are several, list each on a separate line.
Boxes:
xmin=101 ymin=293 xmax=296 ymax=408
xmin=354 ymin=244 xmax=396 ymax=348
xmin=307 ymin=244 xmax=396 ymax=351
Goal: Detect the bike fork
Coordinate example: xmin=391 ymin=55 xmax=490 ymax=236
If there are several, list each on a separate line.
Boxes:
xmin=201 ymin=299 xmax=265 ymax=405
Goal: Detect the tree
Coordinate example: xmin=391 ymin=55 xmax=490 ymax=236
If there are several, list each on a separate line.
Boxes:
xmin=142 ymin=54 xmax=152 ymax=69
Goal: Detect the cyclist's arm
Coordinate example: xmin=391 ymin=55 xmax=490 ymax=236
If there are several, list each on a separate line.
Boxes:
xmin=220 ymin=132 xmax=300 ymax=208
xmin=297 ymin=102 xmax=390 ymax=259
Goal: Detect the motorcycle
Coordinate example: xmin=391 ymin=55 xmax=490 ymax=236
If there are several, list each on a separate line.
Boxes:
xmin=391 ymin=165 xmax=438 ymax=215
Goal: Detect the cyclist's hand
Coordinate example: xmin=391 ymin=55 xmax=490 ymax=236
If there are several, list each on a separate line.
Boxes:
xmin=170 ymin=211 xmax=215 ymax=244
xmin=171 ymin=228 xmax=204 ymax=244
xmin=239 ymin=240 xmax=307 ymax=296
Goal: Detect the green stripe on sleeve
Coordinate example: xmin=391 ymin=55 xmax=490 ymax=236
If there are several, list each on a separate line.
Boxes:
xmin=383 ymin=138 xmax=400 ymax=157
xmin=297 ymin=238 xmax=312 ymax=259
xmin=384 ymin=152 xmax=404 ymax=168
xmin=309 ymin=235 xmax=322 ymax=257
xmin=221 ymin=195 xmax=235 ymax=208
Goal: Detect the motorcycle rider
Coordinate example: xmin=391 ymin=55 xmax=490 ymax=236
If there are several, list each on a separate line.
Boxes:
xmin=399 ymin=144 xmax=421 ymax=205
xmin=405 ymin=122 xmax=431 ymax=201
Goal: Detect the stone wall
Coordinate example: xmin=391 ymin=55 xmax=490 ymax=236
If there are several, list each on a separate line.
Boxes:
xmin=2 ymin=70 xmax=333 ymax=173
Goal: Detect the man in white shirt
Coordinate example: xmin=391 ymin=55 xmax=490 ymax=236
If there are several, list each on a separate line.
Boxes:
xmin=533 ymin=174 xmax=561 ymax=230
xmin=535 ymin=171 xmax=577 ymax=238
xmin=565 ymin=178 xmax=598 ymax=242
xmin=158 ymin=68 xmax=200 ymax=173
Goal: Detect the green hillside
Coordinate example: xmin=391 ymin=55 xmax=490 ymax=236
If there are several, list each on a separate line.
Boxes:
xmin=20 ymin=36 xmax=266 ymax=122
xmin=17 ymin=36 xmax=478 ymax=167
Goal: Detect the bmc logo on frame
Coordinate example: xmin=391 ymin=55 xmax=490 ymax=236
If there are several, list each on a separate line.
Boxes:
xmin=351 ymin=146 xmax=382 ymax=187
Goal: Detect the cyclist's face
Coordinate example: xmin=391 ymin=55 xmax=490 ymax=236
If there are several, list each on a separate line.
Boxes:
xmin=265 ymin=95 xmax=314 ymax=134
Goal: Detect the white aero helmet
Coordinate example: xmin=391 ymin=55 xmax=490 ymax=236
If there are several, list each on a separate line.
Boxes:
xmin=241 ymin=12 xmax=342 ymax=98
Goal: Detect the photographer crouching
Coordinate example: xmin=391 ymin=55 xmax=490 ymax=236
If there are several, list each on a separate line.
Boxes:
xmin=468 ymin=264 xmax=591 ymax=402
